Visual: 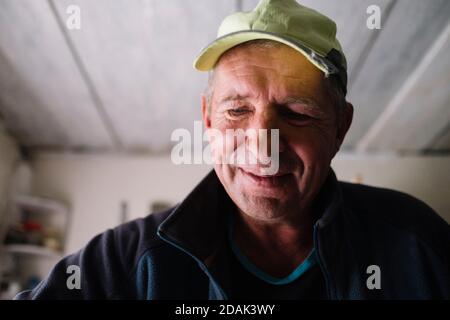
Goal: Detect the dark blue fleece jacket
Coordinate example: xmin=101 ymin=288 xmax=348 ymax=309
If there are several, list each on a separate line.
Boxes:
xmin=15 ymin=170 xmax=450 ymax=299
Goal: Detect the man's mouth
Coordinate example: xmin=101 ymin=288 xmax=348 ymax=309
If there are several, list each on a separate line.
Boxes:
xmin=238 ymin=167 xmax=292 ymax=189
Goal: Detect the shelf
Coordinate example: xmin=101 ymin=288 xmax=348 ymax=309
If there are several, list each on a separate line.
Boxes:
xmin=2 ymin=244 xmax=62 ymax=258
xmin=13 ymin=195 xmax=69 ymax=215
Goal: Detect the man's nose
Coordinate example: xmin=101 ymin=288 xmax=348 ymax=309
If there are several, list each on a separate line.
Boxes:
xmin=246 ymin=109 xmax=286 ymax=157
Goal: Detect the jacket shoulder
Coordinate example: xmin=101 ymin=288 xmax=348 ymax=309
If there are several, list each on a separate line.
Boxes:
xmin=111 ymin=207 xmax=175 ymax=272
xmin=339 ymin=181 xmax=450 ymax=258
xmin=14 ymin=207 xmax=175 ymax=299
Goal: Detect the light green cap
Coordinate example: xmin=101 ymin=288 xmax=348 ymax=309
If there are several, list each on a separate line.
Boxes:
xmin=193 ymin=0 xmax=347 ymax=93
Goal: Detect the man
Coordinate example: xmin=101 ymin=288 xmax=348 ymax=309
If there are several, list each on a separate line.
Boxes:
xmin=17 ymin=0 xmax=449 ymax=299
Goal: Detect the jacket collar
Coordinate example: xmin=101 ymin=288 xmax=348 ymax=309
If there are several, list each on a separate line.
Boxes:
xmin=157 ymin=170 xmax=233 ymax=263
xmin=157 ymin=168 xmax=343 ymax=264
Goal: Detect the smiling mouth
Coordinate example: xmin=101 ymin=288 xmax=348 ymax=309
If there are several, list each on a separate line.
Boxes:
xmin=238 ymin=167 xmax=292 ymax=188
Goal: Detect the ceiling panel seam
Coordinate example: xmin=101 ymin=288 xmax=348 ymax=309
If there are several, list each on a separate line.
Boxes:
xmin=47 ymin=0 xmax=123 ymax=150
xmin=423 ymin=121 xmax=450 ymax=153
xmin=356 ymin=22 xmax=450 ymax=152
xmin=236 ymin=0 xmax=243 ymax=11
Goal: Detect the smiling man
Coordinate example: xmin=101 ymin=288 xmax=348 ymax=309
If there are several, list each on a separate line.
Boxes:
xmin=201 ymin=41 xmax=352 ymax=290
xmin=16 ymin=0 xmax=449 ymax=300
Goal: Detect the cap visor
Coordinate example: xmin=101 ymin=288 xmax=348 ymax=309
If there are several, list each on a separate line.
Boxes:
xmin=193 ymin=31 xmax=334 ymax=75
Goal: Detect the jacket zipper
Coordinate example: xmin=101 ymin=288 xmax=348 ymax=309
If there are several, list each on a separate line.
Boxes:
xmin=313 ymin=224 xmax=333 ymax=300
xmin=157 ymin=229 xmax=229 ymax=300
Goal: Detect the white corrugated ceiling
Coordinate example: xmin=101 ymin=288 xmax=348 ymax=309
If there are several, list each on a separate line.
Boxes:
xmin=0 ymin=0 xmax=449 ymax=154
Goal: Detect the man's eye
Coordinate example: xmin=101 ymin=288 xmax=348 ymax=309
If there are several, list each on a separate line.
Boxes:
xmin=227 ymin=108 xmax=249 ymax=117
xmin=281 ymin=110 xmax=313 ymax=123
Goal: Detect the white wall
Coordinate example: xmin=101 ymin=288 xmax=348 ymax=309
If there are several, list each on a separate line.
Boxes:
xmin=30 ymin=152 xmax=450 ymax=255
xmin=332 ymin=153 xmax=450 ymax=222
xmin=0 ymin=122 xmax=21 ymax=293
xmin=30 ymin=154 xmax=212 ymax=254
xmin=0 ymin=122 xmax=20 ymax=224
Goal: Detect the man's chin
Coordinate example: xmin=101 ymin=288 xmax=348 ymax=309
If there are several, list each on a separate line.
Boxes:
xmin=233 ymin=193 xmax=291 ymax=222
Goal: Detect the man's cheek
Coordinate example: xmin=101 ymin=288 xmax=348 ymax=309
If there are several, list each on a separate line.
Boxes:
xmin=290 ymin=141 xmax=327 ymax=170
xmin=291 ymin=129 xmax=335 ymax=157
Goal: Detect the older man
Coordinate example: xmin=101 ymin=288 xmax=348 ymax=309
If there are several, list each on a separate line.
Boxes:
xmin=17 ymin=0 xmax=449 ymax=300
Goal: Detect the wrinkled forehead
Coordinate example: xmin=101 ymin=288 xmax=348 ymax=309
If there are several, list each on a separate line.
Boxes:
xmin=212 ymin=43 xmax=328 ymax=103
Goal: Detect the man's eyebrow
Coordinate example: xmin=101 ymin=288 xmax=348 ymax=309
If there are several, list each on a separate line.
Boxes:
xmin=215 ymin=95 xmax=325 ymax=114
xmin=217 ymin=94 xmax=250 ymax=104
xmin=279 ymin=97 xmax=327 ymax=114
xmin=281 ymin=97 xmax=320 ymax=109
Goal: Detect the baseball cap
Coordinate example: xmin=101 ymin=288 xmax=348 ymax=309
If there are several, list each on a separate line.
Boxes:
xmin=193 ymin=0 xmax=348 ymax=94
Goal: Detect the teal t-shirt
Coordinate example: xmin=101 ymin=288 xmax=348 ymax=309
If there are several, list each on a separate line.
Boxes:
xmin=228 ymin=215 xmax=327 ymax=299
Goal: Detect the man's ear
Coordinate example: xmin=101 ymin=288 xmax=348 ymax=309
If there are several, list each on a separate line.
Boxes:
xmin=201 ymin=94 xmax=212 ymax=129
xmin=335 ymin=102 xmax=354 ymax=153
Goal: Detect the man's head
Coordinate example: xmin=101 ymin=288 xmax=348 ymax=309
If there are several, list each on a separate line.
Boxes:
xmin=201 ymin=40 xmax=353 ymax=224
xmin=195 ymin=0 xmax=353 ymax=224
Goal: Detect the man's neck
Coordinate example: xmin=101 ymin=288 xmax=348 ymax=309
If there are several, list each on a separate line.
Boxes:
xmin=233 ymin=208 xmax=315 ymax=278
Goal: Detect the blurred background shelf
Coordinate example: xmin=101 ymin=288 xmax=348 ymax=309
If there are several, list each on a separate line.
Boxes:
xmin=0 ymin=190 xmax=70 ymax=299
xmin=2 ymin=244 xmax=62 ymax=258
xmin=12 ymin=195 xmax=69 ymax=216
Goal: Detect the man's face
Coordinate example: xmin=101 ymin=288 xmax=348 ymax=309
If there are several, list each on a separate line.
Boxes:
xmin=202 ymin=43 xmax=352 ymax=224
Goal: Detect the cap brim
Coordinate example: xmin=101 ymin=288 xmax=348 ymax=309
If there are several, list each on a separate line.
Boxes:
xmin=193 ymin=31 xmax=338 ymax=76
